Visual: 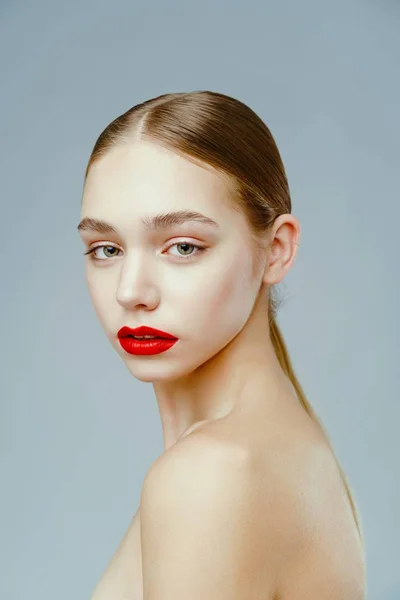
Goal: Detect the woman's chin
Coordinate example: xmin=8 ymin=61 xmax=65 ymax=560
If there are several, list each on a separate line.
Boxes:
xmin=121 ymin=359 xmax=189 ymax=384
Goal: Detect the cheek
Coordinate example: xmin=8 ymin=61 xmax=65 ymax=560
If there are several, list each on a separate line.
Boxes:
xmin=214 ymin=262 xmax=253 ymax=319
xmin=183 ymin=251 xmax=255 ymax=335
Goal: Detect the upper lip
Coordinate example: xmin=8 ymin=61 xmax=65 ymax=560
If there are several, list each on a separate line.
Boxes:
xmin=117 ymin=325 xmax=177 ymax=339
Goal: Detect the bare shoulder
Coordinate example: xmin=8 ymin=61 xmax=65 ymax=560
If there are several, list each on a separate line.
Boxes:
xmin=139 ymin=436 xmax=283 ymax=599
xmin=141 ymin=432 xmax=251 ymax=518
xmin=142 ymin=423 xmax=247 ymax=491
xmin=141 ymin=427 xmax=365 ymax=599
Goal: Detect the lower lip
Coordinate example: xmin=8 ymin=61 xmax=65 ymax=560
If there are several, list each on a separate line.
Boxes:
xmin=118 ymin=336 xmax=178 ymax=355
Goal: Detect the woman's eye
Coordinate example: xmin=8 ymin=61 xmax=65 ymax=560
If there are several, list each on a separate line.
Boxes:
xmin=84 ymin=241 xmax=206 ymax=262
xmin=166 ymin=242 xmax=204 ymax=258
xmin=84 ymin=245 xmax=121 ymax=260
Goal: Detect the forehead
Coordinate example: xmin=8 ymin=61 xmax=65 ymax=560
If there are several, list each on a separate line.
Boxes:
xmin=82 ymin=140 xmax=235 ymax=218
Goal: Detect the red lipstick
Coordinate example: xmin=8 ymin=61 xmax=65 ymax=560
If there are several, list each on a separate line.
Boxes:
xmin=117 ymin=325 xmax=178 ymax=356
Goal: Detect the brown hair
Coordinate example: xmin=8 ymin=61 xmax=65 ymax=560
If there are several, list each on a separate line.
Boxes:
xmin=84 ymin=90 xmax=364 ymax=545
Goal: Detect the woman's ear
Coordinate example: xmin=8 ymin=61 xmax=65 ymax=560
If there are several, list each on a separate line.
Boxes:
xmin=262 ymin=214 xmax=300 ymax=286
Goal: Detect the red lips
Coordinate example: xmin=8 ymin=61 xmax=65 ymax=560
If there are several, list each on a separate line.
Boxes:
xmin=117 ymin=325 xmax=177 ymax=339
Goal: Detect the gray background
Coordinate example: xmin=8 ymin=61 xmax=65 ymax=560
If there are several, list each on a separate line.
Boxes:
xmin=1 ymin=1 xmax=398 ymax=598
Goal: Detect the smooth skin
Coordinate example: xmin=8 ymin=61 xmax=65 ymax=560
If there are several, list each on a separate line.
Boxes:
xmin=80 ymin=140 xmax=365 ymax=599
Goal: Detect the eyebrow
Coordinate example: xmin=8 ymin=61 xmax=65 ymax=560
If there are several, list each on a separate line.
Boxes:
xmin=77 ymin=210 xmax=220 ymax=235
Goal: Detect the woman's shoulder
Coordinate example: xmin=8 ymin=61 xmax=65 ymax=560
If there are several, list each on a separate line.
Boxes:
xmin=144 ymin=415 xmax=365 ymax=597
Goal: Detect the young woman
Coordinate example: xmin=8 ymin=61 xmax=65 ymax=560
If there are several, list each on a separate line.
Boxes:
xmin=78 ymin=90 xmax=366 ymax=599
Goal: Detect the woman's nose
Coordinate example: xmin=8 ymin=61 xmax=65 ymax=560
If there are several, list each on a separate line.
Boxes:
xmin=116 ymin=257 xmax=160 ymax=310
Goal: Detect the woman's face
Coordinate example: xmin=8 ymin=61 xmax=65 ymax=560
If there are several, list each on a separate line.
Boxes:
xmin=79 ymin=140 xmax=264 ymax=382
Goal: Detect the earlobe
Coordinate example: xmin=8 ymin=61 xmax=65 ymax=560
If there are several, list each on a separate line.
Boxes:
xmin=261 ymin=244 xmax=299 ymax=286
xmin=262 ymin=263 xmax=285 ymax=286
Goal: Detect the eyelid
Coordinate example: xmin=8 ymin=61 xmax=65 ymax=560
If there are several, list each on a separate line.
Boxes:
xmin=164 ymin=237 xmax=206 ymax=249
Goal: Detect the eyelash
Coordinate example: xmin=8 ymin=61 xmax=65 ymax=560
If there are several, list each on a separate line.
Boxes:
xmin=83 ymin=240 xmax=206 ymax=262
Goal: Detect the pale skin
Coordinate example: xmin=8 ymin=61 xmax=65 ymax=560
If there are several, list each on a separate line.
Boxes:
xmin=79 ymin=140 xmax=366 ymax=599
